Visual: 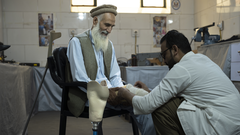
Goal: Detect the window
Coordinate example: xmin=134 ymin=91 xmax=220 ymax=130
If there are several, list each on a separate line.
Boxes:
xmin=71 ymin=0 xmax=96 ymax=6
xmin=141 ymin=0 xmax=165 ymax=8
xmin=71 ymin=0 xmax=171 ymax=14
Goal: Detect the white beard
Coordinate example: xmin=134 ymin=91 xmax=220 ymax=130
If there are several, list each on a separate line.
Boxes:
xmin=91 ymin=23 xmax=109 ymax=52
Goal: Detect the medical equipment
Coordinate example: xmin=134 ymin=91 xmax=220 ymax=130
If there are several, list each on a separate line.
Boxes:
xmin=136 ymin=52 xmax=163 ymax=66
xmin=193 ymin=22 xmax=220 ymax=45
xmin=87 ymin=80 xmax=109 ymax=135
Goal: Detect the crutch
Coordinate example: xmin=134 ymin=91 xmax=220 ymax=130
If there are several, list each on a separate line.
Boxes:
xmin=22 ymin=30 xmax=61 ymax=135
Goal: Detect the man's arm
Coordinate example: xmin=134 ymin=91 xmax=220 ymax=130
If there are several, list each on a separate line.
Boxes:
xmin=108 ymin=41 xmax=123 ymax=87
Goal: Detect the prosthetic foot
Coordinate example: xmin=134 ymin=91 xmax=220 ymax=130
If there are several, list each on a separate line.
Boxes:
xmin=87 ymin=80 xmax=109 ymax=122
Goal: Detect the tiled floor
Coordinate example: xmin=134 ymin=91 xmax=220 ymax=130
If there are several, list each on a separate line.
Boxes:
xmin=27 ymin=111 xmax=139 ymax=135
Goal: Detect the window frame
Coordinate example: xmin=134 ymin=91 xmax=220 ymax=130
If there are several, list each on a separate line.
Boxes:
xmin=141 ymin=0 xmax=166 ymax=8
xmin=71 ymin=0 xmax=97 ymax=7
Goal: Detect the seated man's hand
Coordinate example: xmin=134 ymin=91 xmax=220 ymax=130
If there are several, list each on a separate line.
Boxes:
xmin=134 ymin=81 xmax=150 ymax=92
xmin=107 ymin=87 xmax=131 ymax=106
xmin=107 ymin=87 xmax=119 ymax=106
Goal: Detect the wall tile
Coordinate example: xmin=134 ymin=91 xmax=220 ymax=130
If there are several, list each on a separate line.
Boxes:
xmin=119 ymin=13 xmax=151 ymax=29
xmin=0 ymin=29 xmax=3 ymax=42
xmin=138 ymin=44 xmax=151 ymax=53
xmin=60 ymin=0 xmax=71 ymax=12
xmin=23 ymin=12 xmax=38 ymax=28
xmin=167 ymin=15 xmax=180 ymax=30
xmin=229 ymin=4 xmax=240 ymax=18
xmin=181 ymin=0 xmax=194 ymax=14
xmin=138 ymin=30 xmax=152 ymax=44
xmin=114 ymin=14 xmax=120 ymax=29
xmin=2 ymin=0 xmax=38 ymax=12
xmin=194 ymin=0 xmax=216 ymax=13
xmin=87 ymin=13 xmax=93 ymax=29
xmin=222 ymin=16 xmax=240 ymax=39
xmin=216 ymin=1 xmax=231 ymax=21
xmin=25 ymin=45 xmax=48 ymax=61
xmin=55 ymin=13 xmax=89 ymax=29
xmin=118 ymin=30 xmax=134 ymax=44
xmin=120 ymin=44 xmax=135 ymax=59
xmin=4 ymin=45 xmax=25 ymax=62
xmin=7 ymin=29 xmax=38 ymax=45
xmin=109 ymin=29 xmax=119 ymax=44
xmin=179 ymin=15 xmax=194 ymax=30
xmin=3 ymin=28 xmax=7 ymax=44
xmin=4 ymin=12 xmax=24 ymax=28
xmin=38 ymin=0 xmax=60 ymax=12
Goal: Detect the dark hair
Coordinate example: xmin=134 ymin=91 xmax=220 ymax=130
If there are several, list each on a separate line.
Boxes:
xmin=160 ymin=30 xmax=192 ymax=54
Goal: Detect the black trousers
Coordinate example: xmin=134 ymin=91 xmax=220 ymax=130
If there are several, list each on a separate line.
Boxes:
xmin=151 ymin=97 xmax=185 ymax=135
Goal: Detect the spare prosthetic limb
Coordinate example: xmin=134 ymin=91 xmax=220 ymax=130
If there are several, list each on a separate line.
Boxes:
xmin=87 ymin=80 xmax=109 ymax=135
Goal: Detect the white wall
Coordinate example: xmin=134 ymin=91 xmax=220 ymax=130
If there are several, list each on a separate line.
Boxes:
xmin=194 ymin=0 xmax=240 ymax=47
xmin=0 ymin=0 xmax=3 ymax=42
xmin=2 ymin=0 xmax=194 ymax=67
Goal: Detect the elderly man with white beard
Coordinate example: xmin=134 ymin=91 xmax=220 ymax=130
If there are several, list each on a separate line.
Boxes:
xmin=66 ymin=4 xmax=156 ymax=135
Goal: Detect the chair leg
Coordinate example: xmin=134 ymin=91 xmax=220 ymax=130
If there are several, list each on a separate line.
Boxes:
xmin=130 ymin=115 xmax=139 ymax=135
xmin=97 ymin=121 xmax=103 ymax=135
xmin=59 ymin=114 xmax=67 ymax=135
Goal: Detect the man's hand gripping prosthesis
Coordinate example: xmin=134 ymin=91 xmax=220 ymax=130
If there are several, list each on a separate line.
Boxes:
xmin=107 ymin=84 xmax=149 ymax=106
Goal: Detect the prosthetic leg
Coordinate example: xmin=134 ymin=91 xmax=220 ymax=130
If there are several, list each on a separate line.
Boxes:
xmin=87 ymin=80 xmax=109 ymax=135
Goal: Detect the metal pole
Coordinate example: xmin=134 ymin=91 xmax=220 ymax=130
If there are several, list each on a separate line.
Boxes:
xmin=135 ymin=31 xmax=137 ymax=54
xmin=21 ymin=30 xmax=61 ymax=135
xmin=22 ymin=67 xmax=48 ymax=135
xmin=92 ymin=122 xmax=99 ymax=135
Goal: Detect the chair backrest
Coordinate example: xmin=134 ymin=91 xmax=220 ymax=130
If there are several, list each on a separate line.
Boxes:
xmin=52 ymin=47 xmax=68 ymax=82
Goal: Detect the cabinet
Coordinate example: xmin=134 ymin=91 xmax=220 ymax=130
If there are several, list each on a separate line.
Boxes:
xmin=197 ymin=39 xmax=240 ymax=92
xmin=230 ymin=43 xmax=240 ymax=81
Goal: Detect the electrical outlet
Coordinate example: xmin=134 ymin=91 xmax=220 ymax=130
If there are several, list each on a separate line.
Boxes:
xmin=131 ymin=29 xmax=140 ymax=37
xmin=217 ymin=21 xmax=224 ymax=31
xmin=68 ymin=28 xmax=78 ymax=37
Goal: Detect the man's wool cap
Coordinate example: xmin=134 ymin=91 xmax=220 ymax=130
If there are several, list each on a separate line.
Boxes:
xmin=90 ymin=4 xmax=117 ymax=17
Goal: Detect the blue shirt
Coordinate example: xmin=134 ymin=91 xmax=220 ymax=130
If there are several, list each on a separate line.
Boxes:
xmin=66 ymin=29 xmax=123 ymax=92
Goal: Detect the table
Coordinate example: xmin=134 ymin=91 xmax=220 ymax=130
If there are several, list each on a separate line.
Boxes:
xmin=0 ymin=63 xmax=37 ymax=135
xmin=121 ymin=66 xmax=169 ymax=90
xmin=0 ymin=63 xmax=63 ymax=135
